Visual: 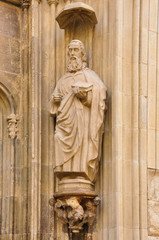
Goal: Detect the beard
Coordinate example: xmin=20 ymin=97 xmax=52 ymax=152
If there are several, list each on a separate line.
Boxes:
xmin=67 ymin=56 xmax=83 ymax=72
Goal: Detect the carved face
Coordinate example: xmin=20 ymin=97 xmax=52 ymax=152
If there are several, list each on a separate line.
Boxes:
xmin=67 ymin=40 xmax=87 ymax=72
xmin=68 ymin=42 xmax=82 ymax=59
xmin=67 ymin=43 xmax=83 ymax=72
xmin=66 ymin=197 xmax=80 ymax=209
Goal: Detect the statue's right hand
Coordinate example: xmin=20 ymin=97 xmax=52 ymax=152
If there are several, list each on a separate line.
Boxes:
xmin=53 ymin=95 xmax=62 ymax=103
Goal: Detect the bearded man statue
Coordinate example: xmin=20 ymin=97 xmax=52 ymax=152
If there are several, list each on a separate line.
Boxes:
xmin=50 ymin=40 xmax=107 ymax=182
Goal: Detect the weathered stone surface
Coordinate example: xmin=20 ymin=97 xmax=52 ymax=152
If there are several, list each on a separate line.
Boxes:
xmin=0 ymin=2 xmax=22 ymax=239
xmin=5 ymin=0 xmax=21 ymax=6
xmin=52 ymin=195 xmax=100 ymax=238
xmin=0 ymin=2 xmax=21 ymax=89
xmin=0 ymin=38 xmax=20 ymax=74
xmin=149 ymin=238 xmax=159 ymax=240
xmin=0 ymin=3 xmax=20 ymax=38
xmin=148 ymin=170 xmax=159 ymax=238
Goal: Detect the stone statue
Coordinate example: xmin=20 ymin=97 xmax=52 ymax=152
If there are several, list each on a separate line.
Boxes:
xmin=50 ymin=40 xmax=106 ymax=182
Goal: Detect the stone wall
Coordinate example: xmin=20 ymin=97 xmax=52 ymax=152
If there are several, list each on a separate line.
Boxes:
xmin=0 ymin=2 xmax=30 ymax=239
xmin=0 ymin=1 xmax=21 ymax=97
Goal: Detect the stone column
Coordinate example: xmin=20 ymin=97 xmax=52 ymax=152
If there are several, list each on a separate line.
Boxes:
xmin=21 ymin=0 xmax=30 ymax=237
xmin=46 ymin=2 xmax=59 ymax=238
xmin=7 ymin=114 xmax=19 ymax=239
xmin=47 ymin=0 xmax=59 ymax=92
xmin=40 ymin=0 xmax=59 ymax=239
xmin=30 ymin=0 xmax=42 ymax=239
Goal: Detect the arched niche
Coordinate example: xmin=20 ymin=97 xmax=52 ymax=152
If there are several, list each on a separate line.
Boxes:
xmin=0 ymin=83 xmax=16 ymax=113
xmin=0 ymin=83 xmax=18 ymax=236
xmin=56 ymin=2 xmax=98 ymax=68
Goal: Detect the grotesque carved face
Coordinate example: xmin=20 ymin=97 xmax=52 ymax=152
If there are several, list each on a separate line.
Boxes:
xmin=66 ymin=197 xmax=80 ymax=209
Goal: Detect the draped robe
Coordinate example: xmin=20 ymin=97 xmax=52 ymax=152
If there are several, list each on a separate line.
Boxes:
xmin=51 ymin=68 xmax=106 ymax=181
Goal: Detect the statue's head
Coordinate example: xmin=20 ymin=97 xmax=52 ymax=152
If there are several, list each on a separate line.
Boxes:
xmin=67 ymin=40 xmax=87 ymax=72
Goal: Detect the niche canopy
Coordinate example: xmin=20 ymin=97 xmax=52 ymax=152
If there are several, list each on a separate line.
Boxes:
xmin=56 ymin=2 xmax=98 ymax=29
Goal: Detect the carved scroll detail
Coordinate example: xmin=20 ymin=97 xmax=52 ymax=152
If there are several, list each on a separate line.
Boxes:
xmin=7 ymin=114 xmax=19 ymax=139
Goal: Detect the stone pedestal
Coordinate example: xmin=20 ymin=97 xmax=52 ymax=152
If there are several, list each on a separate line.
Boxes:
xmin=49 ymin=172 xmax=100 ymax=239
xmin=54 ymin=172 xmax=96 ymax=197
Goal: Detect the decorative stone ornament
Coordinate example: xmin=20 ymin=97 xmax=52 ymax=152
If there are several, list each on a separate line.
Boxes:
xmin=50 ymin=196 xmax=100 ymax=239
xmin=21 ymin=0 xmax=30 ymax=9
xmin=7 ymin=114 xmax=19 ymax=139
xmin=56 ymin=2 xmax=98 ymax=29
xmin=47 ymin=0 xmax=59 ymax=5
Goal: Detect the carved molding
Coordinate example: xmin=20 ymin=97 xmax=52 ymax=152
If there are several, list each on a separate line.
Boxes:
xmin=50 ymin=196 xmax=100 ymax=237
xmin=21 ymin=0 xmax=30 ymax=9
xmin=47 ymin=0 xmax=59 ymax=5
xmin=7 ymin=114 xmax=19 ymax=139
